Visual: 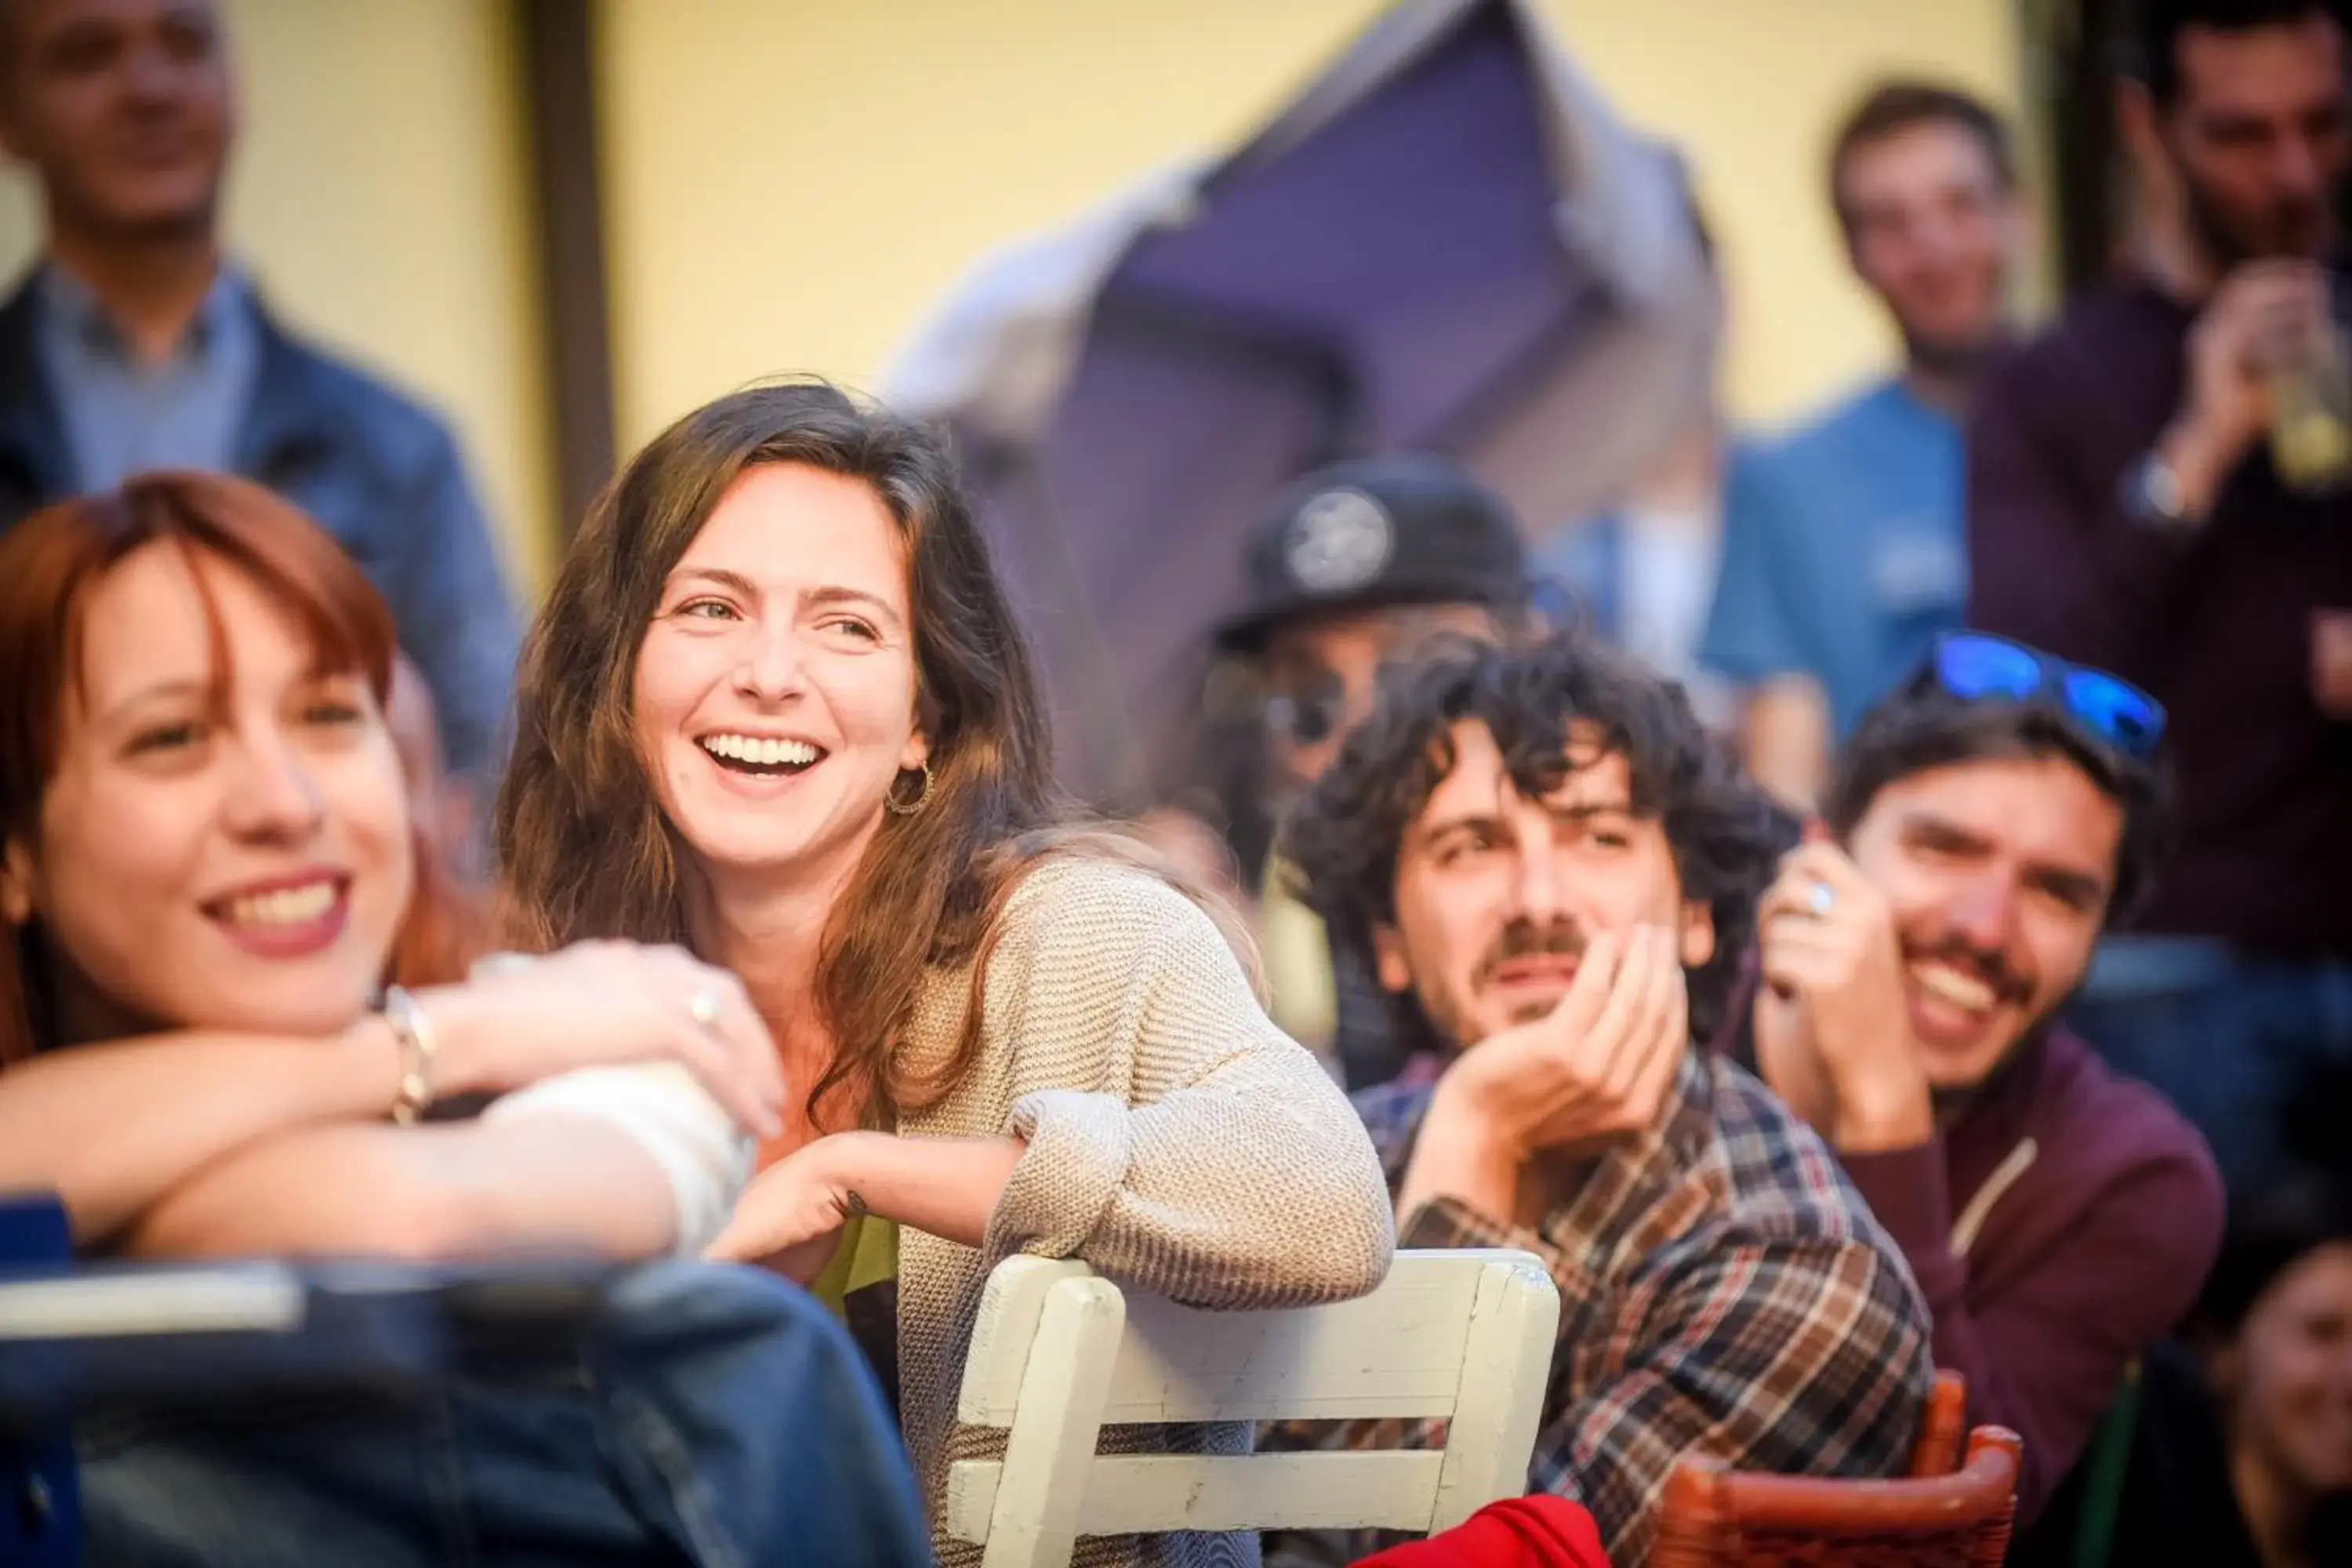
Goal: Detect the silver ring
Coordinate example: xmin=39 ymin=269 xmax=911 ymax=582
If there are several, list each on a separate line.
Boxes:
xmin=688 ymin=989 xmax=724 ymax=1030
xmin=1806 ymin=880 xmax=1835 ymax=917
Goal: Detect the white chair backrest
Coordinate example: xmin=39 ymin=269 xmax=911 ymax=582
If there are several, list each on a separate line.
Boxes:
xmin=946 ymin=1247 xmax=1559 ymax=1568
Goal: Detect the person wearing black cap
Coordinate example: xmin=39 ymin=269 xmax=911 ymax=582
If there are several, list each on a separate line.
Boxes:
xmin=1218 ymin=455 xmax=1537 ymax=793
xmin=1156 ymin=454 xmax=1537 ymax=1091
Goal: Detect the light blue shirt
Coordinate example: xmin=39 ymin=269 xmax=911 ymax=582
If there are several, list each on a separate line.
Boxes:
xmin=1700 ymin=378 xmax=1966 ymax=737
xmin=1536 ymin=500 xmax=1734 ymax=731
xmin=32 ymin=263 xmax=259 ymax=492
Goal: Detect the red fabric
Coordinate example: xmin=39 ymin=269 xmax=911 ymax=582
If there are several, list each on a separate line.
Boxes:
xmin=1351 ymin=1497 xmax=1610 ymax=1567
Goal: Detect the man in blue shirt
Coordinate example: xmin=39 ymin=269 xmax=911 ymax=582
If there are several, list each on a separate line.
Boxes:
xmin=0 ymin=0 xmax=519 ymax=787
xmin=1703 ymin=82 xmax=2031 ymax=808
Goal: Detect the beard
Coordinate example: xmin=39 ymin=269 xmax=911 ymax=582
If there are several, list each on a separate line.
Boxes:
xmin=1420 ymin=916 xmax=1588 ymax=1049
xmin=1898 ymin=321 xmax=2013 ymax=383
xmin=1899 ymin=926 xmax=2075 ymax=1103
xmin=1479 ymin=916 xmax=1587 ymax=1028
xmin=2177 ymin=154 xmax=2335 ymax=267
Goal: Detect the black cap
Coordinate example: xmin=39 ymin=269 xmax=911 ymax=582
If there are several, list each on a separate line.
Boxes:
xmin=1216 ymin=455 xmax=1530 ymax=652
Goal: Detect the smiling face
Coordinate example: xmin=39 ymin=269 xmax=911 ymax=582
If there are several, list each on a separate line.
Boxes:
xmin=1838 ymin=118 xmax=2025 ymax=368
xmin=1373 ymin=721 xmax=1715 ymax=1052
xmin=1842 ymin=752 xmax=2120 ymax=1089
xmin=2 ymin=541 xmax=410 ymax=1040
xmin=2228 ymin=1241 xmax=2352 ymax=1501
xmin=630 ymin=463 xmax=927 ymax=901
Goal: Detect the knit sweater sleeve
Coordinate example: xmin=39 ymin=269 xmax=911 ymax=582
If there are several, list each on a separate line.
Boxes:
xmin=977 ymin=862 xmax=1396 ymax=1310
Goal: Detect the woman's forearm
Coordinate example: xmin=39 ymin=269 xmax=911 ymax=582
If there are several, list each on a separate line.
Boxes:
xmin=823 ymin=1132 xmax=1024 ymax=1250
xmin=0 ymin=1022 xmax=403 ymax=1246
xmin=123 ymin=1116 xmax=681 ymax=1261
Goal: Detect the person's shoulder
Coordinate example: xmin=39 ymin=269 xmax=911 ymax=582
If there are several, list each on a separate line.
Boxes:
xmin=1000 ymin=849 xmax=1200 ymax=931
xmin=1723 ymin=380 xmax=1917 ymax=524
xmin=2050 ymin=279 xmax=2180 ymax=346
xmin=1751 ymin=377 xmax=1913 ymax=466
xmin=252 ymin=302 xmax=464 ymax=470
xmin=1988 ymin=283 xmax=2176 ymax=395
xmin=1702 ymin=1055 xmax=1892 ymax=1244
xmin=990 ymin=848 xmax=1245 ymax=985
xmin=2038 ymin=1029 xmax=2224 ymax=1199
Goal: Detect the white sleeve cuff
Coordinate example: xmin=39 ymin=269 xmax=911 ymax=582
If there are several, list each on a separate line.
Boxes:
xmin=479 ymin=1062 xmax=754 ymax=1256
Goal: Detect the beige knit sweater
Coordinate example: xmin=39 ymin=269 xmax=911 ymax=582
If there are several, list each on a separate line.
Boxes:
xmin=892 ymin=855 xmax=1396 ymax=1567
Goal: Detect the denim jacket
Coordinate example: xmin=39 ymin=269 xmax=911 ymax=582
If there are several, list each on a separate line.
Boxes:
xmin=0 ymin=270 xmax=520 ymax=779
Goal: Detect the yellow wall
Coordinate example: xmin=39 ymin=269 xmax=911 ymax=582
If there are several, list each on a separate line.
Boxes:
xmin=0 ymin=0 xmax=553 ymax=587
xmin=598 ymin=0 xmax=2024 ymax=450
xmin=0 ymin=0 xmax=2025 ymax=565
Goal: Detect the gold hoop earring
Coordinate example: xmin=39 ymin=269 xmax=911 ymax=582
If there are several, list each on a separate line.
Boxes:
xmin=885 ymin=761 xmax=934 ymax=816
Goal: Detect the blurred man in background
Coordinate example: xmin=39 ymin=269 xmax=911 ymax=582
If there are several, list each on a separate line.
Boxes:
xmin=1704 ymin=81 xmax=2032 ymax=809
xmin=0 ymin=0 xmax=519 ymax=789
xmin=1159 ymin=455 xmax=1535 ymax=1090
xmin=1967 ymin=0 xmax=2351 ymax=1195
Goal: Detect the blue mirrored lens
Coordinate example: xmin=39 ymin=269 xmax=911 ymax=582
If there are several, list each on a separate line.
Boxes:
xmin=1936 ymin=635 xmax=2043 ymax=702
xmin=2063 ymin=670 xmax=2165 ymax=757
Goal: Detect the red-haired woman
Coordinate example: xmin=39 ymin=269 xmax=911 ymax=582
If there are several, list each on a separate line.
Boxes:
xmin=0 ymin=472 xmax=926 ymax=1566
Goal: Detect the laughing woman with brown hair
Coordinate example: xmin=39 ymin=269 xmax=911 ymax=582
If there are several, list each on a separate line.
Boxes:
xmin=496 ymin=379 xmax=1395 ymax=1567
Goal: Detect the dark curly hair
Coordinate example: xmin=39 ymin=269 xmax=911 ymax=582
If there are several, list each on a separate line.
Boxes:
xmin=1822 ymin=671 xmax=2174 ymax=926
xmin=1278 ymin=633 xmax=1796 ymax=1046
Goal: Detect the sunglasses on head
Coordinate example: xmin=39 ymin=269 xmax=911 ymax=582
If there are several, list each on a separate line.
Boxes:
xmin=1920 ymin=633 xmax=2166 ymax=760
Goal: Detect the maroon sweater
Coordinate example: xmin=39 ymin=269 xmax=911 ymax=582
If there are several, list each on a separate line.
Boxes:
xmin=1839 ymin=1028 xmax=2222 ymax=1526
xmin=1966 ymin=276 xmax=2352 ymax=956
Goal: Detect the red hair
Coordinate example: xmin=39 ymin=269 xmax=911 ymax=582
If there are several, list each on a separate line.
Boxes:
xmin=0 ymin=473 xmax=484 ymax=1064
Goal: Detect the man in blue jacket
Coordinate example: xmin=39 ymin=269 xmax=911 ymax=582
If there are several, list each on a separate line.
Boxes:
xmin=0 ymin=0 xmax=519 ymax=786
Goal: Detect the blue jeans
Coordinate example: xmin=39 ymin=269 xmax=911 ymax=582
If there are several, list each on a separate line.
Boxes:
xmin=74 ymin=1262 xmax=929 ymax=1568
xmin=2067 ymin=936 xmax=2352 ymax=1196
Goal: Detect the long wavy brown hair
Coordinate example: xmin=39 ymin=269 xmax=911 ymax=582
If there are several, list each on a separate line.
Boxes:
xmin=0 ymin=473 xmax=484 ymax=1065
xmin=499 ymin=381 xmax=1240 ymax=1130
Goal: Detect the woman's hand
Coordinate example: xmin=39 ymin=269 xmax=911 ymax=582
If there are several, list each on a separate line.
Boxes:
xmin=707 ymin=1134 xmax=860 ymax=1283
xmin=412 ymin=942 xmax=786 ymax=1138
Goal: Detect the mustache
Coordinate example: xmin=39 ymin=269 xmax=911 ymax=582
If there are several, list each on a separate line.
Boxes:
xmin=1900 ymin=930 xmax=2034 ymax=1005
xmin=1473 ymin=917 xmax=1586 ymax=989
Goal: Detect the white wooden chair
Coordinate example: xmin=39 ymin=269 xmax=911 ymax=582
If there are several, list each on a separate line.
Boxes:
xmin=946 ymin=1248 xmax=1559 ymax=1568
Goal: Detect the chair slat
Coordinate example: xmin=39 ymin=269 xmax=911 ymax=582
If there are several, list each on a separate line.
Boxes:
xmin=949 ymin=1450 xmax=1448 ymax=1541
xmin=960 ymin=1250 xmax=1523 ymax=1428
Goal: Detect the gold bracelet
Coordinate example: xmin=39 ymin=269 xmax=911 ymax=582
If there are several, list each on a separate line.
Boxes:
xmin=380 ymin=985 xmax=438 ymax=1126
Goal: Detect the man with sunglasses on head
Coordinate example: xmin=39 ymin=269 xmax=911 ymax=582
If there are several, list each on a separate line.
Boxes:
xmin=1734 ymin=632 xmax=2224 ymax=1528
xmin=1174 ymin=455 xmax=1536 ymax=1090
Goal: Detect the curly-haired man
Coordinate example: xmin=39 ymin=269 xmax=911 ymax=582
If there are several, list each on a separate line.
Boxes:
xmin=1272 ymin=633 xmax=1932 ymax=1565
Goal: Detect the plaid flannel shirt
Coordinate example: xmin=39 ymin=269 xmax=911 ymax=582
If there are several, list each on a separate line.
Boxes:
xmin=1271 ymin=1052 xmax=1932 ymax=1566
